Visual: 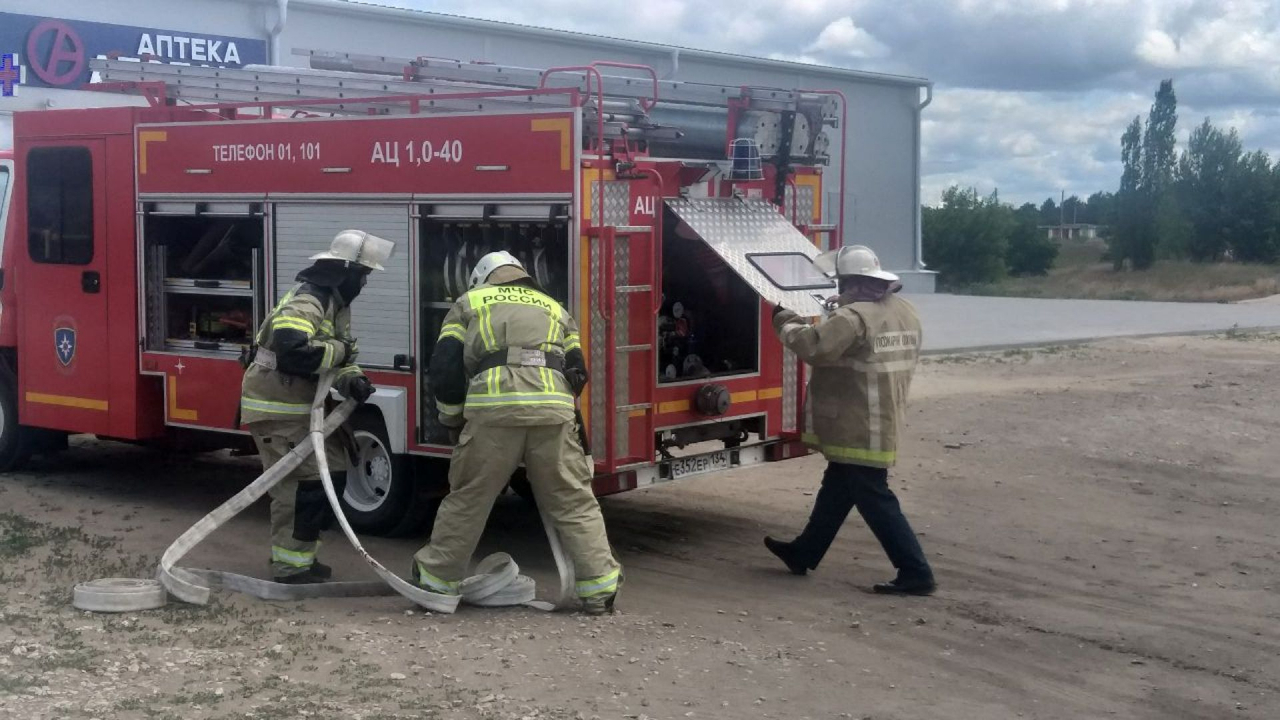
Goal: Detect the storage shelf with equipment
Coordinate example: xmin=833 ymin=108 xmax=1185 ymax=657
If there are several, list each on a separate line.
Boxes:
xmin=142 ymin=202 xmax=266 ymax=356
xmin=415 ymin=201 xmax=572 ymax=444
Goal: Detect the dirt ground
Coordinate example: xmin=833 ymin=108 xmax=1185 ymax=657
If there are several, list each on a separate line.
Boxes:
xmin=1 ymin=334 xmax=1278 ymax=720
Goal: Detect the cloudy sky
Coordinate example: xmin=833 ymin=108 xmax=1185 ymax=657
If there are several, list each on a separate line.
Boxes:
xmin=379 ymin=0 xmax=1280 ymax=207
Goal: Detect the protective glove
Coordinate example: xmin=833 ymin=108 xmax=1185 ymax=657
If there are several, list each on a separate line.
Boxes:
xmin=771 ymin=304 xmax=788 ymax=319
xmin=336 ymin=373 xmax=375 ymax=404
xmin=564 ymin=367 xmax=589 ymax=397
xmin=448 ymin=425 xmax=463 ymax=445
xmin=340 ymin=338 xmax=359 ymax=365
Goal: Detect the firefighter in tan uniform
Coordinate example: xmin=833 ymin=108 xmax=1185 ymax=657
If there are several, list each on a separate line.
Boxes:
xmin=764 ymin=245 xmax=936 ymax=596
xmin=413 ymin=251 xmax=622 ymax=614
xmin=241 ymin=230 xmax=394 ymax=583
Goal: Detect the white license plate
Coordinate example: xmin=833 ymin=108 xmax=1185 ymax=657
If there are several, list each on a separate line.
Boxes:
xmin=669 ymin=450 xmax=731 ymax=480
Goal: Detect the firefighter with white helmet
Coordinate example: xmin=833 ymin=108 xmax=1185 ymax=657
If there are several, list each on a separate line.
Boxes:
xmin=240 ymin=230 xmax=395 ymax=583
xmin=764 ymin=245 xmax=936 ymax=595
xmin=413 ymin=251 xmax=622 ymax=614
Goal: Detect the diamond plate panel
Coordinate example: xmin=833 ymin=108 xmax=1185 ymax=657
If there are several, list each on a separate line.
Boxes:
xmin=589 ymin=239 xmax=606 ymax=454
xmin=613 ymin=235 xmax=630 ymax=459
xmin=665 ymin=197 xmax=834 ymax=317
xmin=782 ymin=348 xmax=798 ymax=433
xmin=784 ymin=184 xmax=816 ymax=225
xmin=604 ymin=182 xmax=629 ymax=226
xmin=591 ymin=180 xmax=630 ymax=226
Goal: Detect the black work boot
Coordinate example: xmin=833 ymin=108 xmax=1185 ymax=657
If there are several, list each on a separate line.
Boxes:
xmin=272 ymin=561 xmax=332 ymax=584
xmin=274 ymin=571 xmax=327 ymax=585
xmin=764 ymin=537 xmax=809 ymax=576
xmin=872 ymin=575 xmax=937 ymax=596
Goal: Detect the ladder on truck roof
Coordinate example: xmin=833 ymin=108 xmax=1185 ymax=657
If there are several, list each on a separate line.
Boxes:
xmin=93 ymin=50 xmax=840 ymax=114
xmin=90 ymin=54 xmax=841 ymax=155
xmin=299 ymin=49 xmax=840 ymax=114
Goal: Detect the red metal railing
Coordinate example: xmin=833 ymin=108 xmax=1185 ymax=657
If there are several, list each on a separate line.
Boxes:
xmin=800 ymin=89 xmax=848 ymax=246
xmin=539 ymin=62 xmax=660 ymax=231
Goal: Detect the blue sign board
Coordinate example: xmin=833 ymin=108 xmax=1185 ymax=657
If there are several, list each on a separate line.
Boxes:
xmin=0 ymin=12 xmax=266 ymax=89
xmin=0 ymin=53 xmax=25 ymax=96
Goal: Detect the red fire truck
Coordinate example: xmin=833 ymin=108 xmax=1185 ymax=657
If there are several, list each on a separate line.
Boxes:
xmin=0 ymin=56 xmax=841 ymax=536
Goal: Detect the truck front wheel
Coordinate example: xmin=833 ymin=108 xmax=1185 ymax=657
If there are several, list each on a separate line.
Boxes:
xmin=338 ymin=411 xmax=438 ymax=538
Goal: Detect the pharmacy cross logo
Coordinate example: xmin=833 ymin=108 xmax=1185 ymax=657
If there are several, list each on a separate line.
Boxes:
xmin=26 ymin=19 xmax=85 ymax=87
xmin=55 ymin=327 xmax=76 ymax=367
xmin=0 ymin=53 xmax=24 ymax=96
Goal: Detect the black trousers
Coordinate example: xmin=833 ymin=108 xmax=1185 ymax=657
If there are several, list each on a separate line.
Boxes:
xmin=791 ymin=462 xmax=933 ymax=581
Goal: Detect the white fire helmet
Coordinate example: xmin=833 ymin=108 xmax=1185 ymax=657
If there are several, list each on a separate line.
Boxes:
xmin=469 ymin=251 xmax=526 ymax=290
xmin=309 ymin=230 xmax=396 ymax=271
xmin=813 ymin=245 xmax=899 ymax=282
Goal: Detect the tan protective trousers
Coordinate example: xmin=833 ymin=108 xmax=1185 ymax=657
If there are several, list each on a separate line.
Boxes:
xmin=413 ymin=421 xmax=620 ymax=594
xmin=249 ymin=419 xmax=347 ymax=578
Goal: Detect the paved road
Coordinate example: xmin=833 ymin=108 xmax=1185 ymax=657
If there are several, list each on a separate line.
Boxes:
xmin=908 ymin=293 xmax=1280 ymax=352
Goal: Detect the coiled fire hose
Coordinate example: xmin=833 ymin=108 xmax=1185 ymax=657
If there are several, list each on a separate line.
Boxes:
xmin=73 ymin=373 xmax=575 ymax=613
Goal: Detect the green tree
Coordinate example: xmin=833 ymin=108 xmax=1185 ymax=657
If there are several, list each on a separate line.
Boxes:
xmin=921 ymin=186 xmax=1011 ymax=286
xmin=1111 ymin=81 xmax=1179 ymax=269
xmin=1039 ymin=197 xmax=1059 ymax=226
xmin=1226 ymin=150 xmax=1280 ymax=263
xmin=1084 ymin=191 xmax=1116 ymax=227
xmin=1061 ymin=195 xmax=1085 ymax=225
xmin=1153 ymin=193 xmax=1193 ymax=259
xmin=1007 ymin=203 xmax=1059 ymax=276
xmin=1142 ymin=80 xmax=1179 ymax=196
xmin=1177 ymin=118 xmax=1241 ymax=261
xmin=1112 ymin=116 xmax=1148 ymax=269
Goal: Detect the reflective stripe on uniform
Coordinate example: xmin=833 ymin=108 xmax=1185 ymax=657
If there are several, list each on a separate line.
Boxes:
xmin=867 ymin=372 xmax=881 ymax=451
xmin=541 ymin=320 xmax=560 ymax=392
xmin=465 ymin=391 xmax=575 ymax=409
xmin=477 ymin=305 xmax=497 ymax=351
xmin=439 ymin=322 xmax=466 ymax=343
xmin=801 ymin=433 xmax=897 ymax=465
xmin=272 ymin=316 xmax=315 ymax=334
xmin=336 ymin=364 xmax=363 ymax=377
xmin=415 ymin=563 xmax=461 ymax=595
xmin=321 ymin=341 xmax=343 ymax=370
xmin=575 ymin=568 xmax=620 ymax=597
xmin=436 ymin=400 xmax=463 ymax=415
xmin=843 ymin=358 xmax=917 ymax=373
xmin=564 ymin=333 xmax=581 ymax=353
xmin=241 ymin=397 xmax=312 ymax=415
xmin=467 ymin=285 xmax=562 ymax=320
xmin=272 ymin=545 xmax=315 ymax=568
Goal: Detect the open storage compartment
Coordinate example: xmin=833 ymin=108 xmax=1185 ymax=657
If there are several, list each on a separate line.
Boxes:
xmin=142 ymin=202 xmax=265 ymax=355
xmin=416 ymin=201 xmax=571 ymax=443
xmin=659 ymin=205 xmax=761 ymax=383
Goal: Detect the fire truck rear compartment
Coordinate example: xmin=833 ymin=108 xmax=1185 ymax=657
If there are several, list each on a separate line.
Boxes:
xmin=142 ymin=208 xmax=264 ymax=353
xmin=416 ymin=204 xmax=571 ymax=445
xmin=658 ymin=207 xmax=761 ymax=383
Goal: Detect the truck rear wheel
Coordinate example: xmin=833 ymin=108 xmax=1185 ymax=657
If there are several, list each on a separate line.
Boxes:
xmin=0 ymin=364 xmax=32 ymax=472
xmin=338 ymin=411 xmax=439 ymax=538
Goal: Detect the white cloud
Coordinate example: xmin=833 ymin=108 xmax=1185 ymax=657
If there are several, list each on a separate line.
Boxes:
xmin=366 ymin=0 xmax=1280 ymax=202
xmin=807 ymin=17 xmax=889 ymax=58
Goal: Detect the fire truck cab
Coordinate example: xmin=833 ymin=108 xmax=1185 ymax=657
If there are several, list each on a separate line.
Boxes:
xmin=0 ymin=59 xmax=840 ymax=536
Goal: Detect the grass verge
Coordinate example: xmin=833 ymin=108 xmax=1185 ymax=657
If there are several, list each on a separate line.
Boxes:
xmin=952 ymin=239 xmax=1280 ymax=302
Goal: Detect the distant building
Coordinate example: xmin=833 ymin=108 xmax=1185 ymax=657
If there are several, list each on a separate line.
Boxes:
xmin=1041 ymin=224 xmax=1104 ymax=241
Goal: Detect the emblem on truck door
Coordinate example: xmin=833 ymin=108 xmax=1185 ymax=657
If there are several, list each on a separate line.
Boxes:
xmin=55 ymin=327 xmax=76 ymax=367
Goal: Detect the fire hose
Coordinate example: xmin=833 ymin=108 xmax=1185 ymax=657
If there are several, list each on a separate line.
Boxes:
xmin=73 ymin=373 xmax=575 ymax=613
